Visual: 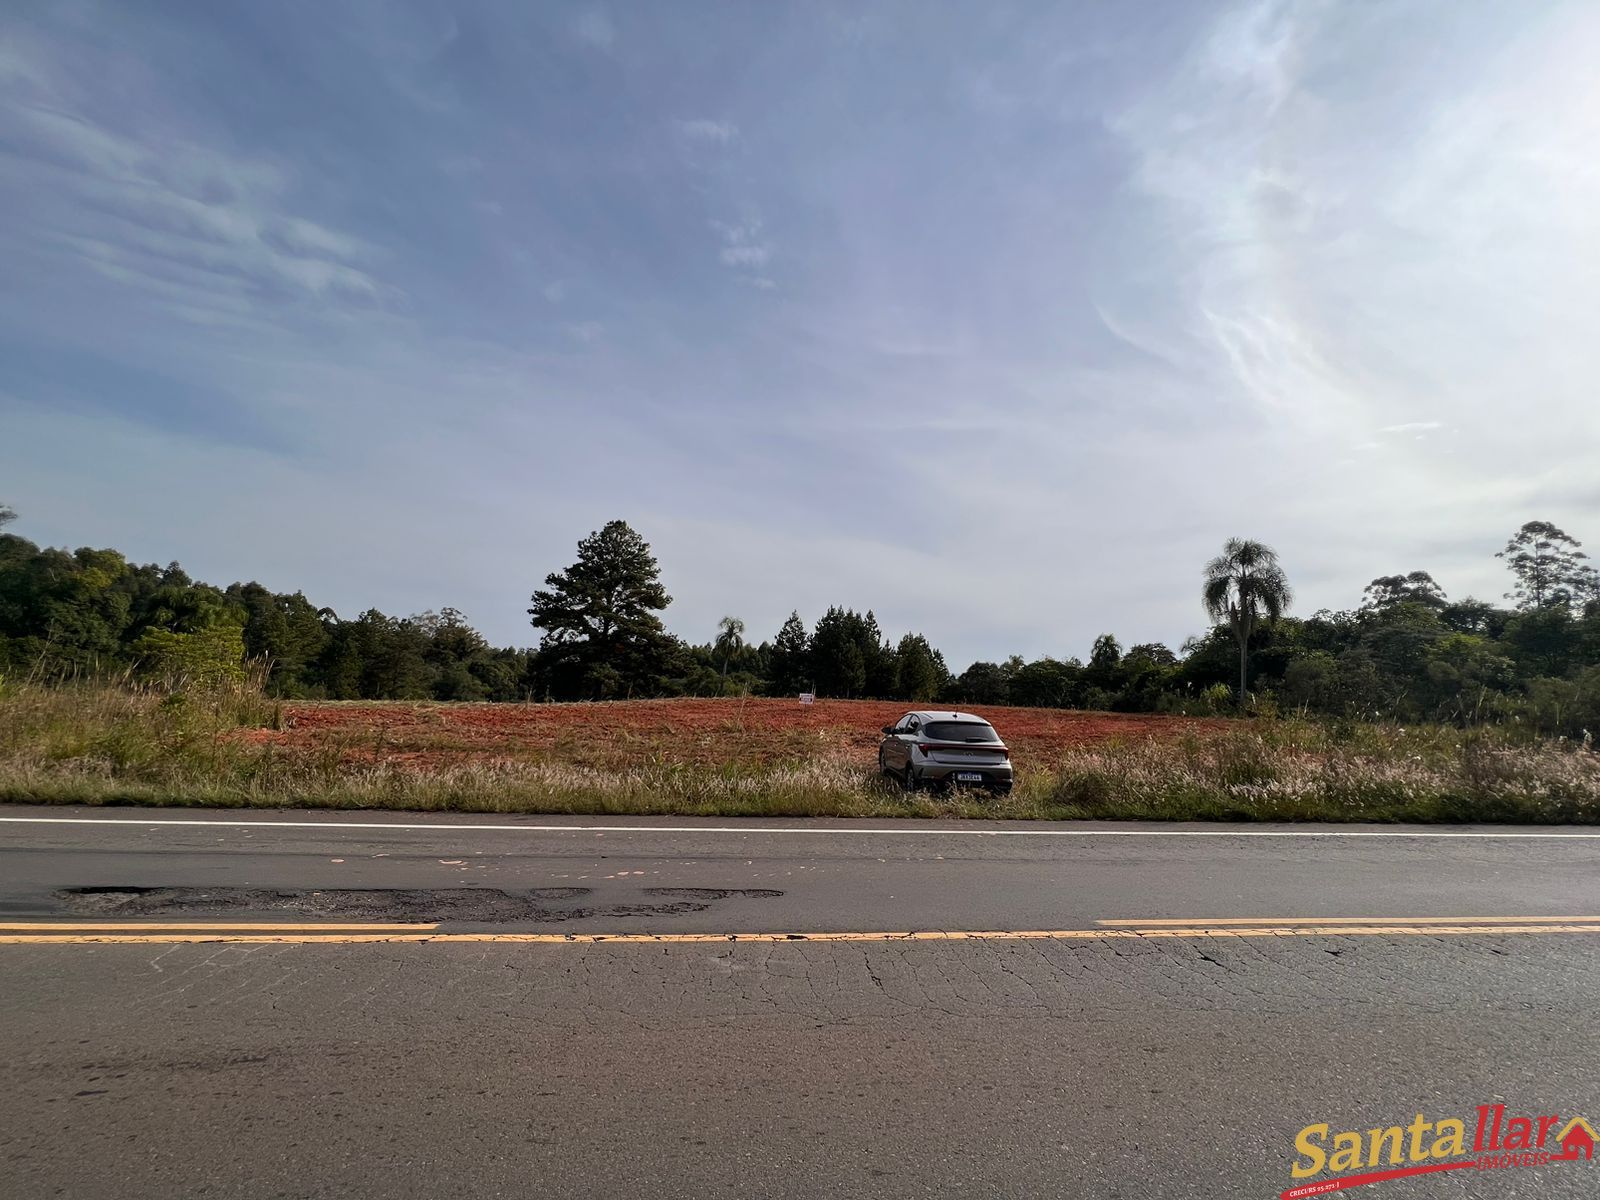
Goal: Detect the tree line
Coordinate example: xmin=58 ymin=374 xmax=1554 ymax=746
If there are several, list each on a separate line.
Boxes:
xmin=1 ymin=505 xmax=1597 ymax=735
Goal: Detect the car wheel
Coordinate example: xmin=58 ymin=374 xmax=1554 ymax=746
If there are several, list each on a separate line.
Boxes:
xmin=903 ymin=764 xmax=918 ymax=793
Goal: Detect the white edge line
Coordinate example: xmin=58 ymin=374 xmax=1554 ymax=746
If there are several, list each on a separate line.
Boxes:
xmin=0 ymin=816 xmax=1598 ymax=838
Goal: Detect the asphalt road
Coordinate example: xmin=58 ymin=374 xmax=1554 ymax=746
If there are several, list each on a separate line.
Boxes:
xmin=3 ymin=806 xmax=1600 ymax=1199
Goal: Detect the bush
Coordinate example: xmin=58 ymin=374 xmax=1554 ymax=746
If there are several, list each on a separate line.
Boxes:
xmin=1523 ymin=667 xmax=1600 ymax=738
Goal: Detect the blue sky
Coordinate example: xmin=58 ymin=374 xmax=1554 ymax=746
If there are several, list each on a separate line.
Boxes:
xmin=3 ymin=1 xmax=1599 ymax=666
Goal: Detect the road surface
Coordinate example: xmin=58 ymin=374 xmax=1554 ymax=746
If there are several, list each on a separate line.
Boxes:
xmin=3 ymin=805 xmax=1599 ymax=1199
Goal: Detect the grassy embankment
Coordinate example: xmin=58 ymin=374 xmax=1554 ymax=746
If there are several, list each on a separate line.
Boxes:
xmin=1 ymin=683 xmax=1597 ymax=823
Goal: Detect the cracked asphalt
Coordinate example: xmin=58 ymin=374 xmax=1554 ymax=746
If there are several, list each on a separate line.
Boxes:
xmin=2 ymin=807 xmax=1599 ymax=1198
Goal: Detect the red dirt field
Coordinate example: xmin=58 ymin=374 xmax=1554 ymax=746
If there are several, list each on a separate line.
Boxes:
xmin=240 ymin=698 xmax=1226 ymax=771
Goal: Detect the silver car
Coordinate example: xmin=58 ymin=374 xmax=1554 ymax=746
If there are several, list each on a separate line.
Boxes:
xmin=878 ymin=710 xmax=1013 ymax=794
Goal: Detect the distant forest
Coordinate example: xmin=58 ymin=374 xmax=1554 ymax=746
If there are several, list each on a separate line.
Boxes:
xmin=1 ymin=503 xmax=1597 ymax=736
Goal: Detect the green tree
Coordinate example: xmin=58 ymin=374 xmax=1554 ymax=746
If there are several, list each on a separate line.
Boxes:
xmin=228 ymin=583 xmax=330 ymax=695
xmin=1522 ymin=665 xmax=1600 ymax=738
xmin=0 ymin=503 xmax=14 ymax=529
xmin=766 ymin=611 xmax=811 ymax=695
xmin=1281 ymin=651 xmax=1339 ymax=712
xmin=811 ymin=607 xmax=870 ymax=697
xmin=1440 ymin=597 xmax=1508 ymax=638
xmin=1008 ymin=657 xmax=1082 ymax=708
xmin=124 ymin=578 xmax=246 ymax=698
xmin=1203 ymin=538 xmax=1293 ymax=704
xmin=347 ymin=610 xmax=432 ymax=699
xmin=1087 ymin=633 xmax=1122 ymax=689
xmin=1126 ymin=642 xmax=1178 ymax=667
xmin=833 ymin=640 xmax=867 ymax=697
xmin=1497 ymin=521 xmax=1592 ymax=611
xmin=131 ymin=614 xmax=248 ymax=688
xmin=1362 ymin=571 xmax=1446 ymax=610
xmin=893 ymin=633 xmax=941 ymax=702
xmin=414 ymin=608 xmax=493 ymax=700
xmin=528 ymin=520 xmax=676 ymax=699
xmin=1355 ymin=600 xmax=1447 ymax=709
xmin=859 ymin=611 xmax=896 ymax=697
xmin=768 ymin=608 xmax=892 ymax=698
xmin=1422 ymin=633 xmax=1515 ymax=720
xmin=956 ymin=661 xmax=1010 ymax=705
xmin=1113 ymin=642 xmax=1179 ymax=712
xmin=714 ymin=615 xmax=745 ymax=677
xmin=1502 ymin=606 xmax=1579 ymax=679
xmin=0 ymin=541 xmax=134 ymax=675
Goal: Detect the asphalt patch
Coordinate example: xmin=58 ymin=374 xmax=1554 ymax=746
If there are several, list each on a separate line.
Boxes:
xmin=56 ymin=885 xmax=783 ymax=924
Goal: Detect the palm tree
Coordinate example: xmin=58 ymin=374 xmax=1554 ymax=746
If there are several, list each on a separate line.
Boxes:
xmin=714 ymin=615 xmax=745 ymax=677
xmin=1203 ymin=538 xmax=1292 ymax=705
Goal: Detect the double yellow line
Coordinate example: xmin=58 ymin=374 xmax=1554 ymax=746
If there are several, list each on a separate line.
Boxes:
xmin=1095 ymin=915 xmax=1600 ymax=938
xmin=0 ymin=921 xmax=441 ymax=944
xmin=4 ymin=916 xmax=1600 ymax=945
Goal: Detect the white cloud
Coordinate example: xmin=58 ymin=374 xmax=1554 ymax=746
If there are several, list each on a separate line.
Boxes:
xmin=0 ymin=81 xmax=389 ymax=317
xmin=719 ymin=244 xmax=769 ymax=267
xmin=710 ymin=218 xmax=772 ymax=273
xmin=1098 ymin=0 xmax=1600 ymax=612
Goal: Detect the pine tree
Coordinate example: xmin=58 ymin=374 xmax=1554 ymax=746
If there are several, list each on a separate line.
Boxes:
xmin=767 ymin=611 xmax=811 ymax=694
xmin=528 ymin=520 xmax=676 ymax=699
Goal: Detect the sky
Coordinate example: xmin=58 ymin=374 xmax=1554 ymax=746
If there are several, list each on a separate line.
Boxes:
xmin=3 ymin=1 xmax=1599 ymax=667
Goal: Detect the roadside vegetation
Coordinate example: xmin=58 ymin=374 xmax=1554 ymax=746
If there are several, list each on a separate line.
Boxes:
xmin=2 ymin=686 xmax=1594 ymax=824
xmin=2 ymin=501 xmax=1596 ymax=823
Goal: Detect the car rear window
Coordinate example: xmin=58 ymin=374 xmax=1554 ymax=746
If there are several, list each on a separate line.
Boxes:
xmin=924 ymin=721 xmax=999 ymax=742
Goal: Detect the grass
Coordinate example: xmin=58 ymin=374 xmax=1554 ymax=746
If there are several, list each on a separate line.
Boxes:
xmin=0 ymin=683 xmax=1597 ymax=823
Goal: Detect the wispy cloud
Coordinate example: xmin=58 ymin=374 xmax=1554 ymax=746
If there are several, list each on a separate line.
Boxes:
xmin=1 ymin=81 xmax=389 ymax=322
xmin=711 ymin=218 xmax=771 ymax=270
xmin=719 ymin=245 xmax=769 ymax=267
xmin=674 ymin=118 xmax=737 ymax=144
xmin=4 ymin=1 xmax=1599 ymax=667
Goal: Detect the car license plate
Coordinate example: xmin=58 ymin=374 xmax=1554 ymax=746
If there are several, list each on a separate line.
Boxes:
xmin=955 ymin=772 xmax=983 ymax=783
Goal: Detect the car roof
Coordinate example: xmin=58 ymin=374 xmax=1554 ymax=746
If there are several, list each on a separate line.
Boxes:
xmin=907 ymin=711 xmax=992 ymax=724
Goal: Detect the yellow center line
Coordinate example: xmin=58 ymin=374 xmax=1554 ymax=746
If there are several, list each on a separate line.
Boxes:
xmin=1128 ymin=924 xmax=1600 ymax=938
xmin=0 ymin=921 xmax=439 ymax=932
xmin=4 ymin=924 xmax=1600 ymax=945
xmin=0 ymin=934 xmax=452 ymax=944
xmin=1099 ymin=915 xmax=1600 ymax=927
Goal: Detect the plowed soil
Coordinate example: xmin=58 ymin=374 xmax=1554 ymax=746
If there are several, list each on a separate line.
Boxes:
xmin=241 ymin=699 xmax=1225 ymax=771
